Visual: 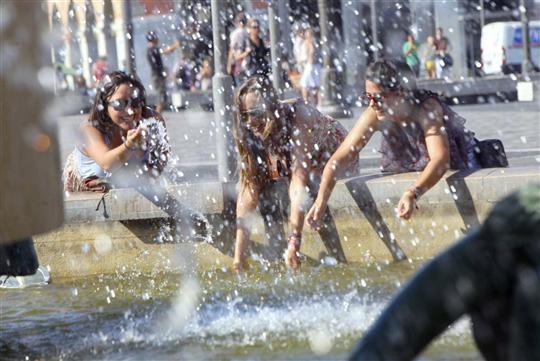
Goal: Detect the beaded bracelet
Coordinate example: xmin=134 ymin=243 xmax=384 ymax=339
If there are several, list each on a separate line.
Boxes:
xmin=287 ymin=232 xmax=302 ymax=251
xmin=406 ymin=186 xmax=422 ymax=200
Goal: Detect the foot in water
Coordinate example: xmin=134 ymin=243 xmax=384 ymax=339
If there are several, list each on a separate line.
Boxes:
xmin=232 ymin=259 xmax=250 ymax=272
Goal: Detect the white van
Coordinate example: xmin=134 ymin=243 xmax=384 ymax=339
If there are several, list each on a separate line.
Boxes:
xmin=481 ymin=21 xmax=540 ymax=74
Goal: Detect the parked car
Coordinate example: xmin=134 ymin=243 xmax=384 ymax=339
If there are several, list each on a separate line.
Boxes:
xmin=481 ymin=21 xmax=540 ymax=74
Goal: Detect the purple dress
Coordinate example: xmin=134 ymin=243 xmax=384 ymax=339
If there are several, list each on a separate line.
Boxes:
xmin=379 ymin=91 xmax=480 ymax=173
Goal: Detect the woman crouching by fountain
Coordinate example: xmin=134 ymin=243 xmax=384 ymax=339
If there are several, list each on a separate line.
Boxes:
xmin=62 ymin=71 xmax=205 ymax=241
xmin=306 ymin=59 xmax=480 ymax=229
xmin=232 ymin=76 xmax=358 ymax=271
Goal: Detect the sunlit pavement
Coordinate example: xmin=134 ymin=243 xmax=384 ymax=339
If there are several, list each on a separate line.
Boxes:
xmin=57 ymin=101 xmax=540 ymax=182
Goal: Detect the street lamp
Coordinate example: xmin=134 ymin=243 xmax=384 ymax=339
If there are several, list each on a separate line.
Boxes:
xmin=317 ymin=0 xmax=350 ymax=118
xmin=210 ymin=0 xmax=236 ymax=184
xmin=122 ymin=0 xmax=136 ymax=75
xmin=370 ymin=0 xmax=379 ymax=62
xmin=268 ymin=0 xmax=285 ymax=97
xmin=519 ymin=0 xmax=532 ymax=76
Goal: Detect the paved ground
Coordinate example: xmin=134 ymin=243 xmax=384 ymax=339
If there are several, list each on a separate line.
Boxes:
xmin=58 ymin=100 xmax=540 ymax=182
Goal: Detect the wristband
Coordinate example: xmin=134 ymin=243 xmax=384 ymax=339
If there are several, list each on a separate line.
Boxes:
xmin=407 ymin=186 xmax=422 ymax=200
xmin=287 ymin=232 xmax=302 ymax=251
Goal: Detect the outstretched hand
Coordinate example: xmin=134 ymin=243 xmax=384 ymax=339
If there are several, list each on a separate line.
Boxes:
xmin=306 ymin=201 xmax=326 ymax=231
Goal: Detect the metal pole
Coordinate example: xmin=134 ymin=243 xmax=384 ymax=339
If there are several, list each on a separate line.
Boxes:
xmin=268 ymin=0 xmax=285 ymax=96
xmin=520 ymin=0 xmax=532 ymax=76
xmin=317 ymin=0 xmax=349 ymax=117
xmin=211 ymin=0 xmax=236 ymax=183
xmin=479 ymin=0 xmax=485 ymax=30
xmin=122 ymin=0 xmax=136 ymax=75
xmin=370 ymin=0 xmax=379 ymax=61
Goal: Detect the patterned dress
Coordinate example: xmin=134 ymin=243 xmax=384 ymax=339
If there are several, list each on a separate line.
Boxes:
xmin=266 ymin=99 xmax=354 ymax=179
xmin=379 ymin=90 xmax=480 ymax=173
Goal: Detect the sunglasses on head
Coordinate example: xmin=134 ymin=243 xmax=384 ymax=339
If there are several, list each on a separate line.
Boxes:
xmin=108 ymin=97 xmax=143 ymax=111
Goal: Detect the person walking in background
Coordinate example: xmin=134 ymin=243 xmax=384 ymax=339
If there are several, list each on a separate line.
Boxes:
xmin=402 ymin=33 xmax=420 ymax=77
xmin=292 ymin=23 xmax=307 ymax=74
xmin=299 ymin=27 xmax=322 ymax=106
xmin=146 ymin=31 xmax=168 ymax=113
xmin=236 ymin=19 xmax=270 ymax=79
xmin=196 ymin=58 xmax=213 ymax=91
xmin=290 ymin=23 xmax=307 ymax=91
xmin=421 ymin=36 xmax=437 ymax=80
xmin=171 ymin=47 xmax=196 ymax=91
xmin=227 ymin=12 xmax=248 ymax=86
xmin=434 ymin=27 xmax=453 ymax=79
xmin=91 ymin=56 xmax=109 ymax=86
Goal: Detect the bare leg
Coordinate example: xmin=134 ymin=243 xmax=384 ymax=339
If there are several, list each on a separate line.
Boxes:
xmin=301 ymin=87 xmax=309 ymax=104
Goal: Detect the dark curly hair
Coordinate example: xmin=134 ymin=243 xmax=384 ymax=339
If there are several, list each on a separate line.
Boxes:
xmin=366 ymin=59 xmax=417 ymax=92
xmin=88 ymin=71 xmax=153 ymax=135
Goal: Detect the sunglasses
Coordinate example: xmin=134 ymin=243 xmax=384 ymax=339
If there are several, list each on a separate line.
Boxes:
xmin=243 ymin=107 xmax=266 ymax=119
xmin=108 ymin=97 xmax=143 ymax=111
xmin=250 ymin=25 xmax=260 ymax=29
xmin=360 ymin=92 xmax=386 ymax=106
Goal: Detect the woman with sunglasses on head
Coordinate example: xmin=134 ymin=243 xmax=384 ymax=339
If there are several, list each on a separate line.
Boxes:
xmin=306 ymin=59 xmax=480 ymax=229
xmin=232 ymin=76 xmax=356 ymax=271
xmin=63 ymin=71 xmax=168 ymax=192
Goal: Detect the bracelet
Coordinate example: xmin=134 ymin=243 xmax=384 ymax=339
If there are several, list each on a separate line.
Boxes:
xmin=406 ymin=186 xmax=422 ymax=200
xmin=287 ymin=232 xmax=302 ymax=251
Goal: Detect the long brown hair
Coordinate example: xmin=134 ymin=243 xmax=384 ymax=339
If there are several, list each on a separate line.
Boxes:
xmin=88 ymin=71 xmax=153 ymax=136
xmin=233 ymin=76 xmax=291 ymax=191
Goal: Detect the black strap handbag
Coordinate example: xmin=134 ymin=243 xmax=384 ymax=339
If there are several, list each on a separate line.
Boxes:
xmin=474 ymin=138 xmax=509 ymax=168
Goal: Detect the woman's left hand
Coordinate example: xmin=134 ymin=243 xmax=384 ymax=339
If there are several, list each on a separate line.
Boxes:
xmin=285 ymin=247 xmax=301 ymax=270
xmin=397 ymin=191 xmax=418 ymax=220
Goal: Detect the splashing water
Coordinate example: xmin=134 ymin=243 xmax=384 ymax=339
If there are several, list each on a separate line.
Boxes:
xmin=0 ymin=263 xmax=478 ymax=360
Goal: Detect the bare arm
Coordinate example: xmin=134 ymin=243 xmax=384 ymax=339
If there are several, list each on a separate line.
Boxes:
xmin=82 ymin=123 xmax=142 ymax=172
xmin=162 ymin=40 xmax=180 ymax=55
xmin=415 ymin=100 xmax=450 ymax=192
xmin=288 ymin=126 xmax=313 ymax=236
xmin=397 ymin=99 xmax=450 ymax=219
xmin=234 ymin=181 xmax=260 ymax=267
xmin=306 ymin=41 xmax=315 ymax=64
xmin=235 ymin=46 xmax=251 ymax=61
xmin=306 ymin=107 xmax=378 ymax=228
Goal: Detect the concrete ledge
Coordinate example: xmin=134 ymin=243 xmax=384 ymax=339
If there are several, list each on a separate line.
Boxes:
xmin=64 ymin=182 xmax=226 ymax=223
xmin=170 ymin=90 xmax=213 ymax=110
xmin=35 ymin=167 xmax=540 ymax=279
xmin=418 ymin=74 xmax=540 ymax=101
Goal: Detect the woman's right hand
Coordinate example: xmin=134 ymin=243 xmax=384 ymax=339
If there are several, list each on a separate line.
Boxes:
xmin=124 ymin=127 xmax=143 ymax=150
xmin=306 ymin=199 xmax=326 ymax=231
